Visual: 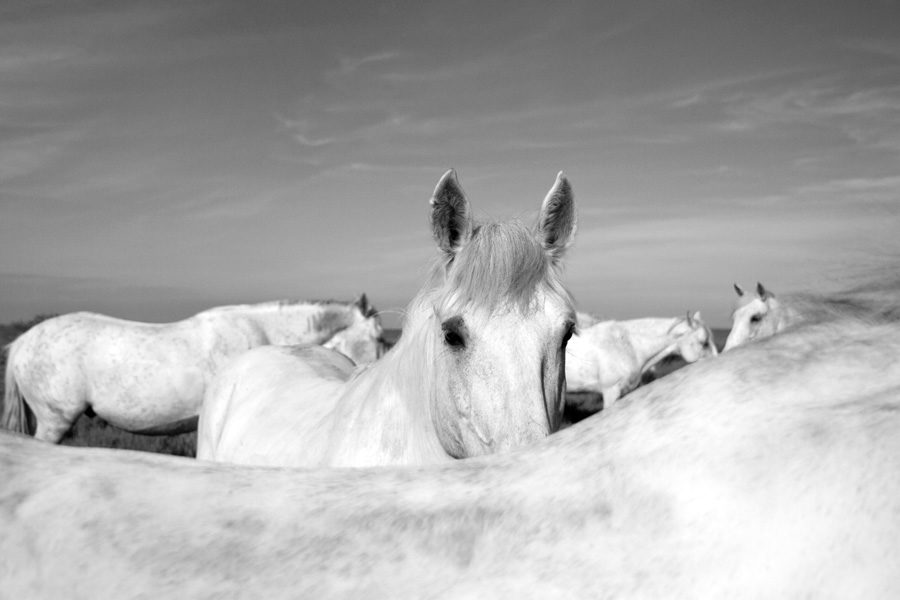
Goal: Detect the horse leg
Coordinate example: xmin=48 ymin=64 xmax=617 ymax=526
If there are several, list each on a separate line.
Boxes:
xmin=603 ymin=385 xmax=623 ymax=407
xmin=29 ymin=398 xmax=80 ymax=443
xmin=32 ymin=417 xmax=75 ymax=443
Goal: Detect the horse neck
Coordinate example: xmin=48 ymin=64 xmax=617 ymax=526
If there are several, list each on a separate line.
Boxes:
xmin=239 ymin=303 xmax=353 ymax=345
xmin=770 ymin=298 xmax=800 ymax=331
xmin=622 ymin=318 xmax=685 ymax=372
xmin=324 ymin=307 xmax=450 ymax=466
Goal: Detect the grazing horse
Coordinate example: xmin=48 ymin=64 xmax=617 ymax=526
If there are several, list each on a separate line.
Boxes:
xmin=322 ymin=297 xmax=386 ymax=364
xmin=2 ymin=280 xmax=899 ymax=598
xmin=2 ymin=296 xmax=383 ymax=442
xmin=197 ymin=169 xmax=578 ymax=467
xmin=565 ymin=311 xmax=718 ymax=413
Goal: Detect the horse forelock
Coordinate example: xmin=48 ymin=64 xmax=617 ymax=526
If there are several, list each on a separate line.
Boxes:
xmin=429 ymin=220 xmax=572 ymax=317
xmin=732 ymin=293 xmax=762 ymax=313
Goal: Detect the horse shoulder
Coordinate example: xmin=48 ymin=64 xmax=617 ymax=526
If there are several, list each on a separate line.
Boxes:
xmin=199 ymin=345 xmax=352 ymax=466
xmin=591 ymin=323 xmax=637 ymax=385
xmin=324 ymin=381 xmax=452 ymax=468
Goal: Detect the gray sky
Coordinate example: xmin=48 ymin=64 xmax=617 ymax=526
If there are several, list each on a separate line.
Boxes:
xmin=2 ymin=0 xmax=899 ymax=328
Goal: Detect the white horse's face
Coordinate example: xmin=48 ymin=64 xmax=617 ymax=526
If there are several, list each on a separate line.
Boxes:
xmin=724 ymin=283 xmax=779 ymax=351
xmin=323 ymin=305 xmax=385 ymax=365
xmin=429 ymin=290 xmax=575 ymax=458
xmin=423 ymin=169 xmax=577 ymax=459
xmin=673 ymin=314 xmax=718 ymax=362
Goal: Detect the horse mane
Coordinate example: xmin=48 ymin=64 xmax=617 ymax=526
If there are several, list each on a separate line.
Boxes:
xmin=423 ymin=220 xmax=573 ymax=317
xmin=778 ymin=277 xmax=900 ymax=329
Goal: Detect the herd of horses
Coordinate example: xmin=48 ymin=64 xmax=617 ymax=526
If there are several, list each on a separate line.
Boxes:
xmin=1 ymin=170 xmax=898 ymax=598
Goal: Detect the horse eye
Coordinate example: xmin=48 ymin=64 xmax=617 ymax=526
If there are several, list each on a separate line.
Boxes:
xmin=441 ymin=317 xmax=467 ymax=349
xmin=562 ymin=321 xmax=576 ymax=345
xmin=444 ymin=330 xmax=465 ymax=348
xmin=750 ymin=314 xmax=762 ymax=324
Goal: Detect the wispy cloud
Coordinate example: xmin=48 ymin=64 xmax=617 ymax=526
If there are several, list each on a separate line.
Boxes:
xmin=795 ymin=175 xmax=900 ymax=199
xmin=0 ymin=46 xmax=85 ymax=73
xmin=844 ymin=38 xmax=900 ymax=62
xmin=0 ymin=126 xmax=86 ymax=182
xmin=0 ymin=271 xmax=218 ymax=322
xmin=336 ymin=51 xmax=400 ymax=74
xmin=711 ymin=79 xmax=900 ymax=145
xmin=3 ymin=1 xmax=899 ymax=327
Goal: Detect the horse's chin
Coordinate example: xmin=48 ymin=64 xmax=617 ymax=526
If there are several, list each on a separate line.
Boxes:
xmin=463 ymin=421 xmax=553 ymax=458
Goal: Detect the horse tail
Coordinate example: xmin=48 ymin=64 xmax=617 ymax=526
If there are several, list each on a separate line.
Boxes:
xmin=3 ymin=343 xmax=32 ymax=435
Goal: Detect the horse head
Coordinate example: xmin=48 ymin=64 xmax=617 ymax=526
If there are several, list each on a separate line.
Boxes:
xmin=670 ymin=310 xmax=718 ymax=362
xmin=322 ymin=293 xmax=386 ymax=365
xmin=408 ymin=169 xmax=577 ymax=458
xmin=723 ymin=282 xmax=780 ymax=351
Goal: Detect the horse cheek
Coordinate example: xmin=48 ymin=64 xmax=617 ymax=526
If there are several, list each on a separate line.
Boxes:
xmin=432 ymin=354 xmax=470 ymax=458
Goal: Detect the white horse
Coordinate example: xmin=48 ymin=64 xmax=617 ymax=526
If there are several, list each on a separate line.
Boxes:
xmin=722 ymin=281 xmax=886 ymax=351
xmin=2 ymin=280 xmax=899 ymax=598
xmin=321 ymin=296 xmax=386 ymax=365
xmin=722 ymin=282 xmax=791 ymax=351
xmin=2 ymin=296 xmax=384 ymax=442
xmin=197 ymin=169 xmax=578 ymax=467
xmin=724 ymin=281 xmax=900 ymax=352
xmin=565 ymin=311 xmax=718 ymax=413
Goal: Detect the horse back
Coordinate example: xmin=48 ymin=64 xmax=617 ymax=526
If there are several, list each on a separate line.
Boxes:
xmin=189 ymin=312 xmax=270 ymax=367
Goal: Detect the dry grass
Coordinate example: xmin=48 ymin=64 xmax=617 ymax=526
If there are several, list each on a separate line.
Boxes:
xmin=60 ymin=414 xmax=197 ymax=457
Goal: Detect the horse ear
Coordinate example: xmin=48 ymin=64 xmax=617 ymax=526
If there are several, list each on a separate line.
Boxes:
xmin=356 ymin=293 xmax=378 ymax=318
xmin=692 ymin=310 xmax=702 ymax=322
xmin=355 ymin=293 xmax=369 ymax=314
xmin=686 ymin=310 xmax=695 ymax=327
xmin=537 ymin=171 xmax=576 ymax=262
xmin=757 ymin=282 xmax=774 ymax=300
xmin=734 ymin=283 xmax=744 ymax=297
xmin=430 ymin=169 xmax=472 ymax=258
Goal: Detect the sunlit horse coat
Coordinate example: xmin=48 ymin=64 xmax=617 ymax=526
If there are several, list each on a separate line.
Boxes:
xmin=2 ymin=281 xmax=899 ymax=598
xmin=197 ymin=169 xmax=578 ymax=467
xmin=2 ymin=296 xmax=383 ymax=441
xmin=723 ymin=280 xmax=896 ymax=351
xmin=565 ymin=311 xmax=717 ymax=412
